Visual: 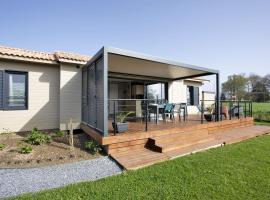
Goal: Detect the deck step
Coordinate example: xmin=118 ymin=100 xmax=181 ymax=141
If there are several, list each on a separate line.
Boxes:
xmin=157 ymin=137 xmax=217 ymax=153
xmin=149 ymin=129 xmax=209 ymax=146
xmin=110 ymin=149 xmax=169 ymax=170
xmin=109 ymin=125 xmax=270 ymax=171
xmin=165 ymin=139 xmax=223 ymax=159
xmin=214 ymin=125 xmax=270 ymax=144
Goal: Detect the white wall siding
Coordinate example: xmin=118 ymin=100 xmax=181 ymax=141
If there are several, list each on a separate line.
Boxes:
xmin=169 ymin=80 xmax=209 ymax=115
xmin=203 ymin=92 xmax=216 ymax=107
xmin=0 ymin=60 xmax=60 ymax=133
xmin=59 ymin=63 xmax=82 ymax=130
xmin=168 ymin=80 xmax=187 ymax=104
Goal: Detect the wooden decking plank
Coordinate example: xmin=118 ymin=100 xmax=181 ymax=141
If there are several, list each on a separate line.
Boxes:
xmin=111 ymin=149 xmax=169 ymax=170
xmin=165 ymin=140 xmax=223 ymax=159
xmin=108 ymin=123 xmax=269 ymax=171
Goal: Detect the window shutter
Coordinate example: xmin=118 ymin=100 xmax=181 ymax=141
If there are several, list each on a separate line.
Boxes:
xmin=0 ymin=70 xmax=3 ymax=109
xmin=193 ymin=87 xmax=199 ymax=106
xmin=188 ymin=86 xmax=194 ymax=105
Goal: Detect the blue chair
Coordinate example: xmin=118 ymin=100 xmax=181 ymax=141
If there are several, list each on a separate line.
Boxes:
xmin=163 ymin=103 xmax=175 ymax=122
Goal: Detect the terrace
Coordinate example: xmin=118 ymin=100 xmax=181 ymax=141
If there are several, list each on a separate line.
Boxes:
xmin=81 ymin=47 xmax=270 ymax=169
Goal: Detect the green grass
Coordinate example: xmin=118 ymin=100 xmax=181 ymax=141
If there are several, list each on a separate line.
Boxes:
xmin=252 ymin=102 xmax=270 ymax=123
xmin=13 ymin=135 xmax=270 ymax=200
xmin=254 ymin=121 xmax=270 ymax=126
xmin=253 ymin=102 xmax=270 ymax=112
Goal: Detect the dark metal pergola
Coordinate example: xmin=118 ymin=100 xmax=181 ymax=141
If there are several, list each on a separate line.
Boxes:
xmin=82 ymin=46 xmax=220 ymax=136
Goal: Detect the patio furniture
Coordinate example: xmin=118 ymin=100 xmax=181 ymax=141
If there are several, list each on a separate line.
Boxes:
xmin=180 ymin=103 xmax=188 ymax=121
xmin=163 ymin=103 xmax=175 ymax=122
xmin=202 ymin=104 xmax=229 ymax=121
xmin=148 ymin=104 xmax=166 ymax=124
xmin=173 ymin=103 xmax=181 ymax=121
xmin=221 ymin=106 xmax=229 ymax=119
xmin=140 ymin=101 xmax=151 ymax=123
xmin=230 ymin=106 xmax=243 ymax=117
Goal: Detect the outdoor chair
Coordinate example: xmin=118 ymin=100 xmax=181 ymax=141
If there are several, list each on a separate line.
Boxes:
xmin=200 ymin=104 xmax=229 ymax=121
xmin=180 ymin=103 xmax=188 ymax=121
xmin=230 ymin=106 xmax=243 ymax=118
xmin=173 ymin=103 xmax=181 ymax=121
xmin=163 ymin=103 xmax=175 ymax=123
xmin=140 ymin=101 xmax=150 ymax=123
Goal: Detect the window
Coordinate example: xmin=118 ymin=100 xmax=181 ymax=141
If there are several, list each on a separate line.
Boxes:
xmin=187 ymin=86 xmax=199 ymax=106
xmin=0 ymin=70 xmax=28 ymax=110
xmin=147 ymin=83 xmax=166 ymax=103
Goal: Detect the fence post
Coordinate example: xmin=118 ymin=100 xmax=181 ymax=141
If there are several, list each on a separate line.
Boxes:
xmin=113 ymin=101 xmax=116 ymax=135
xmin=229 ymin=101 xmax=232 ymax=120
xmin=244 ymin=101 xmax=247 ymax=118
xmin=237 ymin=101 xmax=240 ymax=119
xmin=69 ymin=118 xmax=74 ymax=151
xmin=251 ymin=102 xmax=253 ymax=117
xmin=201 ymin=91 xmax=204 ymax=124
xmin=220 ymin=101 xmax=223 ymax=121
xmin=145 ymin=100 xmax=148 ymax=132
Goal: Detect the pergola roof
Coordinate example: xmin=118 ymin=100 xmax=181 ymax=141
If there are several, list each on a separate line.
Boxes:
xmin=105 ymin=47 xmax=219 ymax=80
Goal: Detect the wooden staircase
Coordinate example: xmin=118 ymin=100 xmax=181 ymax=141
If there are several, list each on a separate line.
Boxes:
xmin=107 ymin=118 xmax=270 ymax=170
xmin=148 ymin=129 xmax=218 ymax=153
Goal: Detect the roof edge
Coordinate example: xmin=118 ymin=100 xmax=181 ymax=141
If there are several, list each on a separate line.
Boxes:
xmin=104 ymin=46 xmax=219 ymax=74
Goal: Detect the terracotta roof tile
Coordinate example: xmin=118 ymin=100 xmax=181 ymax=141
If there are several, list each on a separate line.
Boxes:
xmin=0 ymin=45 xmax=91 ymax=64
xmin=54 ymin=51 xmax=91 ymax=63
xmin=0 ymin=45 xmax=55 ymax=61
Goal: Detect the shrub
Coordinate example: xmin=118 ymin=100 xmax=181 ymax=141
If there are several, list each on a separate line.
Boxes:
xmin=253 ymin=111 xmax=270 ymax=122
xmin=27 ymin=127 xmax=51 ymax=145
xmin=53 ymin=130 xmax=65 ymax=138
xmin=0 ymin=143 xmax=5 ymax=151
xmin=85 ymin=140 xmax=102 ymax=155
xmin=20 ymin=145 xmax=33 ymax=154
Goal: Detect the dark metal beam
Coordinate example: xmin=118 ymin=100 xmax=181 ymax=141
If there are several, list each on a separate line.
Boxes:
xmin=216 ymin=73 xmax=220 ymax=121
xmin=108 ymin=72 xmax=171 ymax=82
xmin=173 ymin=72 xmax=214 ymax=81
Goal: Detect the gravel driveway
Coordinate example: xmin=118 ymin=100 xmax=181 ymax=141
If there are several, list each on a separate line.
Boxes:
xmin=0 ymin=157 xmax=122 ymax=199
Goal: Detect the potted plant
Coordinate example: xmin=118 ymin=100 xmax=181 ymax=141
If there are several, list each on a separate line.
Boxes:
xmin=112 ymin=111 xmax=134 ymax=133
xmin=204 ymin=104 xmax=214 ymax=122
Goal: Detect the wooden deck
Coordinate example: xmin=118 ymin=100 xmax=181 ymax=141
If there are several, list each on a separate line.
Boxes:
xmin=81 ymin=117 xmax=270 ymax=170
xmin=108 ymin=114 xmax=205 ymax=135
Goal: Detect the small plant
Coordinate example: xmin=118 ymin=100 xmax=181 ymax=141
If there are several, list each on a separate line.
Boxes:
xmin=52 ymin=130 xmax=65 ymax=139
xmin=116 ymin=111 xmax=134 ymax=123
xmin=0 ymin=128 xmax=13 ymax=135
xmin=85 ymin=140 xmax=102 ymax=155
xmin=0 ymin=143 xmax=5 ymax=151
xmin=20 ymin=145 xmax=33 ymax=154
xmin=27 ymin=127 xmax=51 ymax=145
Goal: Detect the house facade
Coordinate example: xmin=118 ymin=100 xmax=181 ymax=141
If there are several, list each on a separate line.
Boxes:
xmin=0 ymin=45 xmax=89 ymax=133
xmin=0 ymin=45 xmax=215 ymax=133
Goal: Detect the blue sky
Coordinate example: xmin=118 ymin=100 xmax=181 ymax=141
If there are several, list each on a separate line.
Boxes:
xmin=0 ymin=0 xmax=269 ymax=89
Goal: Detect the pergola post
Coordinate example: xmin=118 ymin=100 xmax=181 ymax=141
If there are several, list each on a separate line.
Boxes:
xmin=216 ymin=73 xmax=220 ymax=121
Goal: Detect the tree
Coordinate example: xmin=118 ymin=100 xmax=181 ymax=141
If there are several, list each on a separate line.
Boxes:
xmin=251 ymin=81 xmax=269 ymax=102
xmin=263 ymin=74 xmax=270 ymax=91
xmin=248 ymin=73 xmax=262 ymax=90
xmin=222 ymin=74 xmax=247 ymax=100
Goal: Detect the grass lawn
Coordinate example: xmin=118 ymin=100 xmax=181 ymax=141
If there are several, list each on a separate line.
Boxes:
xmin=254 ymin=121 xmax=270 ymax=126
xmin=13 ymin=135 xmax=270 ymax=200
xmin=252 ymin=102 xmax=270 ymax=112
xmin=253 ymin=102 xmax=270 ymax=125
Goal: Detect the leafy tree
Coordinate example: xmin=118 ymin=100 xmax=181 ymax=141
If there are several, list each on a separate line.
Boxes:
xmin=251 ymin=81 xmax=269 ymax=102
xmin=222 ymin=74 xmax=247 ymax=100
xmin=263 ymin=74 xmax=270 ymax=91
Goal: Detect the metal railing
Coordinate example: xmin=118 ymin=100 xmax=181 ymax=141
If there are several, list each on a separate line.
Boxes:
xmin=109 ymin=98 xmax=253 ymax=135
xmin=108 ymin=99 xmax=150 ymax=135
xmin=200 ymin=99 xmax=253 ymax=124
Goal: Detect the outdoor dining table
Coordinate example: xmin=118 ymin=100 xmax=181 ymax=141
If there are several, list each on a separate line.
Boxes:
xmin=148 ymin=104 xmax=166 ymax=124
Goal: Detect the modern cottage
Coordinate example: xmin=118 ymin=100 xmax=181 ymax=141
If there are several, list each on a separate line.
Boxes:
xmin=1 ymin=45 xmax=269 ymax=170
xmin=0 ymin=45 xmax=212 ymax=133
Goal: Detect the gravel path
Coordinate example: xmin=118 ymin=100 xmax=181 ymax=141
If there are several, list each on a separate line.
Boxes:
xmin=0 ymin=157 xmax=122 ymax=199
